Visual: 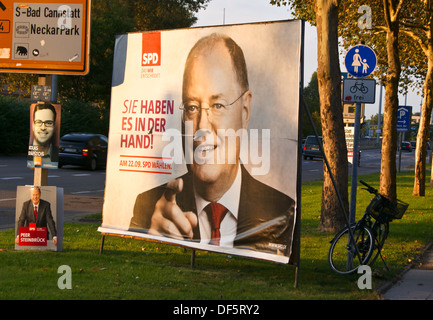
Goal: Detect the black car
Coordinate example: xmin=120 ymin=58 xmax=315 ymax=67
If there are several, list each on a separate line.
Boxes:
xmin=400 ymin=141 xmax=412 ymax=152
xmin=59 ymin=133 xmax=108 ymax=170
xmin=303 ymin=135 xmax=323 ymax=160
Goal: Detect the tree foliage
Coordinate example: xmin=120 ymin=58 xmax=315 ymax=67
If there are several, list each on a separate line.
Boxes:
xmin=1 ymin=0 xmax=210 ymax=109
xmin=337 ymin=1 xmax=433 ymax=196
xmin=277 ymin=0 xmax=433 ymax=200
xmin=302 ymin=72 xmax=322 ymax=137
xmin=60 ymin=0 xmax=210 ymax=107
xmin=398 ymin=0 xmax=433 ymax=196
xmin=0 ymin=96 xmax=29 ymax=154
xmin=0 ymin=96 xmax=110 ymax=154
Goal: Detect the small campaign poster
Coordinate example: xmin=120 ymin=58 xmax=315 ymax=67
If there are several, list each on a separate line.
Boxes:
xmin=27 ymin=103 xmax=61 ymax=169
xmin=15 ymin=185 xmax=63 ymax=251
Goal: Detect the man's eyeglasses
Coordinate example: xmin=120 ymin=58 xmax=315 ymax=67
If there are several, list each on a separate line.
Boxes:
xmin=180 ymin=90 xmax=248 ymax=121
xmin=34 ymin=120 xmax=55 ymax=127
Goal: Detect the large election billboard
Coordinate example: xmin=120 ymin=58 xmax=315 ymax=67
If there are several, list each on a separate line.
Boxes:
xmin=98 ymin=20 xmax=303 ymax=264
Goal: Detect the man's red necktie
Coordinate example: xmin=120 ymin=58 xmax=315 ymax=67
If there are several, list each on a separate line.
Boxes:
xmin=34 ymin=205 xmax=38 ymax=220
xmin=206 ymin=202 xmax=228 ymax=246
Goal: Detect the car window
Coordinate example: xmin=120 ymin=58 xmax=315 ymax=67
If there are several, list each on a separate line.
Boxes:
xmin=96 ymin=137 xmax=107 ymax=146
xmin=87 ymin=138 xmax=96 ymax=147
xmin=306 ymin=136 xmax=322 ymax=145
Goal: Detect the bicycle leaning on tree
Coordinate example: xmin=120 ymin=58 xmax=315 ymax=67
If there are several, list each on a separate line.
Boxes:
xmin=328 ymin=180 xmax=409 ymax=275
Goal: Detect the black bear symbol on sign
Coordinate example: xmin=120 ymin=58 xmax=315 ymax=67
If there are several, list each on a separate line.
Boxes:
xmin=16 ymin=46 xmax=28 ymax=56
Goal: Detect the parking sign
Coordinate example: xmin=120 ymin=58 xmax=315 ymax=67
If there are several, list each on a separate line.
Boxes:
xmin=397 ymin=106 xmax=412 ymax=132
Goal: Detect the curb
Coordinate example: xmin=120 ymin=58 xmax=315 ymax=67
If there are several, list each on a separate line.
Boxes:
xmin=376 ymin=240 xmax=433 ymax=298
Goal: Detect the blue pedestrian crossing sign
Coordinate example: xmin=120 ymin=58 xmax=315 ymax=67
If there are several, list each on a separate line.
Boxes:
xmin=344 ymin=45 xmax=377 ymax=78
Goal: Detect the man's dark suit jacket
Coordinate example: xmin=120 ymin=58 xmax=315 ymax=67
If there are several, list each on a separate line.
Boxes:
xmin=17 ymin=199 xmax=57 ymax=239
xmin=130 ymin=165 xmax=295 ymax=256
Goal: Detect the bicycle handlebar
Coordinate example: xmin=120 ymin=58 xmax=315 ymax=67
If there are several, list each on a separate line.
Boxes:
xmin=359 ymin=180 xmax=378 ymax=194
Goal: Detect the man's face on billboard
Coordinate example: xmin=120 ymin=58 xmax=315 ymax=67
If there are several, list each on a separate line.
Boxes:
xmin=30 ymin=188 xmax=41 ymax=205
xmin=182 ymin=42 xmax=251 ymax=194
xmin=33 ymin=109 xmax=55 ymax=146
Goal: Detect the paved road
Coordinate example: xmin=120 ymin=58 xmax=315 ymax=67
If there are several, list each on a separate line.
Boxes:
xmin=0 ymin=155 xmax=105 ymax=230
xmin=301 ymin=148 xmax=416 ymax=182
xmin=0 ymin=149 xmax=417 ymax=230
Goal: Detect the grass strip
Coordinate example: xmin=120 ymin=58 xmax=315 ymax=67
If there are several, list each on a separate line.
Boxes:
xmin=0 ymin=170 xmax=431 ymax=300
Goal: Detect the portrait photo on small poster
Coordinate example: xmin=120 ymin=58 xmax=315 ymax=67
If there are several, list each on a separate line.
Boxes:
xmin=15 ymin=185 xmax=63 ymax=251
xmin=27 ymin=103 xmax=61 ymax=169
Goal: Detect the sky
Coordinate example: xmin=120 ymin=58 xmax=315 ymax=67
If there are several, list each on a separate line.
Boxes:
xmin=193 ymin=0 xmax=424 ymax=119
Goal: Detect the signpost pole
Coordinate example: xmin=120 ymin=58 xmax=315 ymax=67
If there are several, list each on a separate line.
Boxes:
xmin=376 ymin=84 xmax=382 ymax=144
xmin=398 ymin=132 xmax=403 ymax=172
xmin=342 ymin=42 xmax=378 ymax=271
xmin=349 ymin=102 xmax=362 ymax=225
xmin=33 ymin=75 xmax=53 ymax=187
xmin=346 ymin=101 xmax=361 ymax=270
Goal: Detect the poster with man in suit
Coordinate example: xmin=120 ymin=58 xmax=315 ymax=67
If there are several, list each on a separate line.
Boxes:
xmin=15 ymin=185 xmax=63 ymax=251
xmin=99 ymin=20 xmax=303 ymax=264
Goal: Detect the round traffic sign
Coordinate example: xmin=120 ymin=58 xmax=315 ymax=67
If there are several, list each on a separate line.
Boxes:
xmin=344 ymin=45 xmax=377 ymax=78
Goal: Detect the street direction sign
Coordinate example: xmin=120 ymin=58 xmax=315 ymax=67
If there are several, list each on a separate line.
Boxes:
xmin=344 ymin=44 xmax=377 ymax=78
xmin=343 ymin=103 xmax=364 ymax=124
xmin=345 ymin=126 xmax=355 ymax=164
xmin=342 ymin=78 xmax=376 ymax=104
xmin=397 ymin=106 xmax=412 ymax=132
xmin=0 ymin=0 xmax=91 ymax=75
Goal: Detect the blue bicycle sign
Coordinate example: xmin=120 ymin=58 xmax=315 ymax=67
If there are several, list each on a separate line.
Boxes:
xmin=343 ymin=79 xmax=376 ymax=104
xmin=350 ymin=81 xmax=369 ymax=94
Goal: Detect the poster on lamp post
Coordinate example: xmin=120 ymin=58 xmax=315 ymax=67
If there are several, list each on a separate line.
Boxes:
xmin=27 ymin=103 xmax=61 ymax=169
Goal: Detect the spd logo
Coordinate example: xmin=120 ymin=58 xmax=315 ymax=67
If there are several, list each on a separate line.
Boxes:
xmin=142 ymin=32 xmax=161 ymax=67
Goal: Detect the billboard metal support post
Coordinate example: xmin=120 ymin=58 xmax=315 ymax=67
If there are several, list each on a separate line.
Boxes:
xmin=190 ymin=250 xmax=196 ymax=268
xmin=398 ymin=132 xmax=404 ymax=172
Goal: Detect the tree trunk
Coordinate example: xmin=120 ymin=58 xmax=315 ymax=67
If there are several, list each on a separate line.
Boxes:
xmin=380 ymin=0 xmax=401 ymax=200
xmin=413 ymin=57 xmax=433 ymax=196
xmin=315 ymin=0 xmax=348 ymax=232
xmin=413 ymin=2 xmax=433 ymax=196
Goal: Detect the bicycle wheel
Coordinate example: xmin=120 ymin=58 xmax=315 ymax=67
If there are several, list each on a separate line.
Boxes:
xmin=369 ymin=221 xmax=389 ymax=265
xmin=328 ymin=224 xmax=374 ymax=275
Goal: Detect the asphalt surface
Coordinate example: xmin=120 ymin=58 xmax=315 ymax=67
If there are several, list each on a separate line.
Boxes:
xmin=0 ymin=155 xmax=104 ymax=231
xmin=2 ymin=150 xmax=398 ymax=230
xmin=0 ymin=191 xmax=103 ymax=231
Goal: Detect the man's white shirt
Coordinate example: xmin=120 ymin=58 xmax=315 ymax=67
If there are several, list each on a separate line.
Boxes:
xmin=194 ymin=165 xmax=241 ymax=248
